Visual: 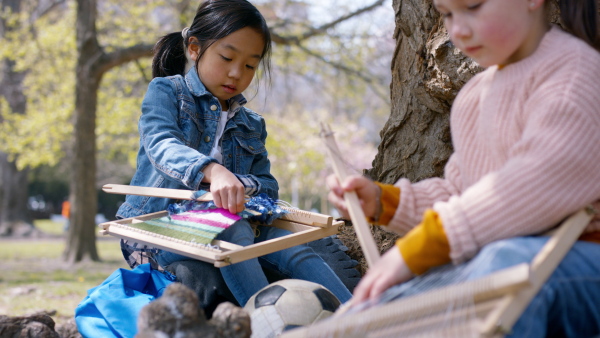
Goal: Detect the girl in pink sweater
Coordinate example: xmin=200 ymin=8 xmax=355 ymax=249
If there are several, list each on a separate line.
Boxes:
xmin=328 ymin=0 xmax=600 ymax=335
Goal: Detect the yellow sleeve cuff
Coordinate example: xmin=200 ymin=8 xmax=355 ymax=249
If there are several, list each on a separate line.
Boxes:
xmin=396 ymin=209 xmax=450 ymax=275
xmin=367 ymin=182 xmax=400 ymax=225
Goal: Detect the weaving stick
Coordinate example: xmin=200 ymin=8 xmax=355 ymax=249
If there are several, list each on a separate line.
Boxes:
xmin=103 ymin=183 xmax=214 ymax=201
xmin=102 ymin=183 xmax=260 ymax=215
xmin=320 ymin=123 xmax=380 ymax=267
xmin=103 ymin=184 xmax=335 ymax=224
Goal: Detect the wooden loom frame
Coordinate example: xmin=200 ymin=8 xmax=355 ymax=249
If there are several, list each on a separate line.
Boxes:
xmin=283 ymin=124 xmax=597 ymax=337
xmin=99 ymin=184 xmax=342 ymax=267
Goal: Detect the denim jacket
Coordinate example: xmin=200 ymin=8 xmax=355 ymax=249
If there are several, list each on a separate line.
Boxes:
xmin=117 ymin=68 xmax=278 ymax=219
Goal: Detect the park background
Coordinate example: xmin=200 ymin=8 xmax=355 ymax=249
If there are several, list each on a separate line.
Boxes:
xmin=0 ymin=0 xmax=396 ymax=328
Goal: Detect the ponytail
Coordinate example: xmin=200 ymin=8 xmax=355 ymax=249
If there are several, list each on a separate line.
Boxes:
xmin=152 ymin=32 xmax=187 ymax=78
xmin=559 ymin=0 xmax=599 ymax=50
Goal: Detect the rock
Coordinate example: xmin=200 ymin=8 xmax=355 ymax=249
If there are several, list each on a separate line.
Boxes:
xmin=0 ymin=313 xmax=60 ymax=338
xmin=209 ymin=302 xmax=251 ymax=338
xmin=56 ymin=318 xmax=82 ymax=338
xmin=136 ymin=283 xmax=250 ymax=338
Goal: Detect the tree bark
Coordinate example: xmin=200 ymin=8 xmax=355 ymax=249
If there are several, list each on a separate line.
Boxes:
xmin=64 ymin=0 xmax=102 ymax=262
xmin=0 ymin=0 xmax=33 ymax=237
xmin=64 ymin=0 xmax=153 ymax=262
xmin=368 ymin=0 xmax=480 ymax=184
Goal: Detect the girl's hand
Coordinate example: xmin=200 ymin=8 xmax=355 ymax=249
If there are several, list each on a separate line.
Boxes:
xmin=326 ymin=174 xmax=380 ymax=219
xmin=349 ymin=246 xmax=413 ymax=307
xmin=203 ymin=163 xmax=245 ymax=214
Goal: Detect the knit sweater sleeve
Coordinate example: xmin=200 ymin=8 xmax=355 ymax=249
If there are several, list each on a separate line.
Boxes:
xmin=437 ymin=32 xmax=600 ymax=263
xmin=387 ymin=153 xmax=463 ymax=234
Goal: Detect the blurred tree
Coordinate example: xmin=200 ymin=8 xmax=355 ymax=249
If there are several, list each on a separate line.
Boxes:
xmin=0 ymin=0 xmax=31 ymax=236
xmin=0 ymin=0 xmax=157 ymax=261
xmin=67 ymin=0 xmax=156 ymax=262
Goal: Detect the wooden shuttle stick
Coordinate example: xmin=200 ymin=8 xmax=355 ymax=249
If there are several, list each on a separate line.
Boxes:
xmin=103 ymin=183 xmax=214 ymax=201
xmin=320 ymin=122 xmax=380 ymax=267
xmin=102 ymin=184 xmax=260 ymax=215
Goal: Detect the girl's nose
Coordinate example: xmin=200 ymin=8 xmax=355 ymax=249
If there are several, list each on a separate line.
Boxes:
xmin=228 ymin=64 xmax=242 ymax=79
xmin=449 ymin=16 xmax=471 ymax=40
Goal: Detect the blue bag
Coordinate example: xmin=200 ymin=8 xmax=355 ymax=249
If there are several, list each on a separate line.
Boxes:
xmin=75 ymin=264 xmax=175 ymax=338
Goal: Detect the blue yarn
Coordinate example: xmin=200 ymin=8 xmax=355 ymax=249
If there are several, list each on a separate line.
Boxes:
xmin=166 ymin=192 xmax=288 ymax=225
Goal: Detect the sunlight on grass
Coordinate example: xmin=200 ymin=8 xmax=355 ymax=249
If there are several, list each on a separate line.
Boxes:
xmin=0 ymin=239 xmax=125 ymax=261
xmin=34 ymin=219 xmax=65 ymax=236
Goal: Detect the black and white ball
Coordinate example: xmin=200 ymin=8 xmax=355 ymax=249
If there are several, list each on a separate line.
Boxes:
xmin=244 ymin=279 xmax=341 ymax=337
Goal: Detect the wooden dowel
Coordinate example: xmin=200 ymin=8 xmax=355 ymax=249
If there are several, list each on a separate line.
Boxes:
xmin=102 ymin=183 xmax=214 ymax=201
xmin=102 ymin=184 xmax=260 ymax=215
xmin=320 ymin=122 xmax=380 ymax=267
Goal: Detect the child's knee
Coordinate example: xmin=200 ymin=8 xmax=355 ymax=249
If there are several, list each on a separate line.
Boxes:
xmin=217 ymin=219 xmax=255 ymax=244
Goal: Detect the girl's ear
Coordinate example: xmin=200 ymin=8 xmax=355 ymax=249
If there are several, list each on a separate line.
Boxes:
xmin=187 ymin=37 xmax=201 ymax=61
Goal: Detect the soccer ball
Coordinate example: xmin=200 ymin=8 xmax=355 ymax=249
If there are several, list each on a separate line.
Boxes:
xmin=244 ymin=279 xmax=341 ymax=337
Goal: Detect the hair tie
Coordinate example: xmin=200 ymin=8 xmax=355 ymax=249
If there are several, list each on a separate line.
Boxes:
xmin=181 ymin=27 xmax=190 ymax=39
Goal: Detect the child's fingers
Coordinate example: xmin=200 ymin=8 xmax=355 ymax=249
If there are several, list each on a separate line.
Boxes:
xmin=213 ymin=191 xmax=223 ymax=209
xmin=328 ymin=190 xmax=349 ymax=218
xmin=326 ymin=174 xmax=343 ymax=196
xmin=351 ymin=271 xmax=378 ymax=304
xmin=235 ymin=187 xmax=245 ymax=214
xmin=220 ymin=191 xmax=229 ymax=212
xmin=342 ymin=175 xmax=371 ymax=192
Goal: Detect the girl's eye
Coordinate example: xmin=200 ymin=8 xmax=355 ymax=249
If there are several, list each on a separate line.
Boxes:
xmin=220 ymin=55 xmax=232 ymax=61
xmin=441 ymin=12 xmax=452 ymax=19
xmin=246 ymin=65 xmax=256 ymax=70
xmin=467 ymin=3 xmax=481 ymax=10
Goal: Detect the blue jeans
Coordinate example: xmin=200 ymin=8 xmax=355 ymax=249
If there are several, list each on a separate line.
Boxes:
xmin=376 ymin=237 xmax=600 ymax=337
xmin=154 ymin=219 xmax=352 ymax=307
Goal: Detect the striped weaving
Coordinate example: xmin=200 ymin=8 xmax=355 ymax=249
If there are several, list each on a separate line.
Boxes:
xmin=128 ymin=209 xmax=241 ymax=244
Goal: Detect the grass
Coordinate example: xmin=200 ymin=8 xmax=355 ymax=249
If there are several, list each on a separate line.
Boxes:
xmin=0 ymin=219 xmax=128 ymax=325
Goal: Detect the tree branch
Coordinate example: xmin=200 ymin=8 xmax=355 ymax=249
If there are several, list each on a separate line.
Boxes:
xmin=297 ymin=44 xmax=390 ymax=103
xmin=271 ymin=0 xmax=386 ymax=45
xmin=97 ymin=43 xmax=154 ymax=75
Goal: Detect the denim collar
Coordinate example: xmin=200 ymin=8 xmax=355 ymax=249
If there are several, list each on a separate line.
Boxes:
xmin=183 ymin=67 xmax=247 ymax=108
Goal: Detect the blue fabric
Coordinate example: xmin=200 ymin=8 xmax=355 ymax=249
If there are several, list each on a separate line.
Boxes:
xmin=75 ymin=264 xmax=175 ymax=338
xmin=116 ymin=66 xmax=278 ymax=221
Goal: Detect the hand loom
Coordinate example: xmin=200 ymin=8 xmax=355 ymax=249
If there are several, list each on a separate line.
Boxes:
xmin=279 ymin=124 xmax=596 ymax=337
xmin=99 ymin=184 xmax=342 ymax=267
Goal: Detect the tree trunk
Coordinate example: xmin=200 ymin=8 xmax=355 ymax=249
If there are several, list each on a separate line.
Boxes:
xmin=64 ymin=0 xmax=101 ymax=262
xmin=368 ymin=0 xmax=480 ymax=185
xmin=0 ymin=0 xmax=34 ymax=237
xmin=64 ymin=0 xmax=153 ymax=262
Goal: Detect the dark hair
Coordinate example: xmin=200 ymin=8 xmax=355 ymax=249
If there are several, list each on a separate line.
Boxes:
xmin=152 ymin=0 xmax=272 ymax=81
xmin=559 ymin=0 xmax=599 ymax=50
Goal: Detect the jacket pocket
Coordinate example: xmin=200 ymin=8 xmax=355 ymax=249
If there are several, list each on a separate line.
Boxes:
xmin=232 ymin=133 xmax=266 ymax=175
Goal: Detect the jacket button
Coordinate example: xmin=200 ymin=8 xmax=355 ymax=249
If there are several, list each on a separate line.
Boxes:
xmin=204 ymin=136 xmax=211 ymax=143
xmin=249 ymin=146 xmax=254 ymax=151
xmin=210 ymin=105 xmax=217 ymax=111
xmin=228 ymin=154 xmax=232 ymax=158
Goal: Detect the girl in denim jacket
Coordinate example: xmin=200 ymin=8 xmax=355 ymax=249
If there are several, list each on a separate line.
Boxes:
xmin=116 ymin=0 xmax=352 ymax=307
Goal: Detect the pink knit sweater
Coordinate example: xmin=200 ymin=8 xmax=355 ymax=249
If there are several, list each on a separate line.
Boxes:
xmin=388 ymin=26 xmax=600 ymax=264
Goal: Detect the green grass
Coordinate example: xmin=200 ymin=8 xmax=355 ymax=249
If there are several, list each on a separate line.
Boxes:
xmin=34 ymin=219 xmax=66 ymax=236
xmin=0 ymin=221 xmax=129 ymax=325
